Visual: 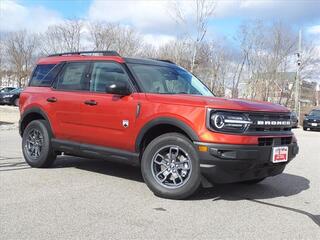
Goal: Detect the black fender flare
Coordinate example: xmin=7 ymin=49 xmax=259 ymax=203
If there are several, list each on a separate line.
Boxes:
xmin=135 ymin=117 xmax=199 ymax=152
xmin=19 ymin=107 xmax=53 ymax=136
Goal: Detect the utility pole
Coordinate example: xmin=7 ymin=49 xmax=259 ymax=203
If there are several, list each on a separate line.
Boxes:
xmin=294 ymin=29 xmax=302 ymax=119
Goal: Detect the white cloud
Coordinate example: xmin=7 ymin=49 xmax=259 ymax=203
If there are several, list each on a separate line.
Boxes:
xmin=0 ymin=0 xmax=63 ymax=32
xmin=143 ymin=34 xmax=176 ymax=47
xmin=215 ymin=0 xmax=320 ymax=21
xmin=308 ymin=25 xmax=320 ymax=35
xmin=88 ymin=0 xmax=176 ymax=35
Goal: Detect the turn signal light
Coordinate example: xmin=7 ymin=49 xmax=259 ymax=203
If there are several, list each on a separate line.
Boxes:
xmin=198 ymin=145 xmax=208 ymax=152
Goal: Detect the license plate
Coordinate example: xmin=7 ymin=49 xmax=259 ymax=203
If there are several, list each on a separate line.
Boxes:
xmin=311 ymin=123 xmax=317 ymax=126
xmin=272 ymin=146 xmax=288 ymax=163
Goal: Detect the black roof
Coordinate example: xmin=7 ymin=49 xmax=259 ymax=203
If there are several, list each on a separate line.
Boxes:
xmin=124 ymin=57 xmax=177 ymax=68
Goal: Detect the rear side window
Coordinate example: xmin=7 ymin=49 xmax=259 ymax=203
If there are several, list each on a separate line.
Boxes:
xmin=56 ymin=62 xmax=90 ymax=91
xmin=30 ymin=64 xmax=60 ymax=87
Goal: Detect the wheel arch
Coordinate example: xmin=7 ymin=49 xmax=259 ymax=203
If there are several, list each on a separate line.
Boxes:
xmin=19 ymin=107 xmax=53 ymax=137
xmin=135 ymin=117 xmax=199 ymax=154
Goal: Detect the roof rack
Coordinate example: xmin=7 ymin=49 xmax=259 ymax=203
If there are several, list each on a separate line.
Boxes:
xmin=48 ymin=51 xmax=120 ymax=57
xmin=150 ymin=58 xmax=176 ymax=64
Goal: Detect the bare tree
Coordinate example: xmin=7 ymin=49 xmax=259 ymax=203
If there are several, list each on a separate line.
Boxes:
xmin=40 ymin=20 xmax=83 ymax=54
xmin=157 ymin=38 xmax=192 ymax=69
xmin=88 ymin=21 xmax=118 ymax=50
xmin=169 ymin=0 xmax=216 ymax=72
xmin=88 ymin=21 xmax=143 ymax=56
xmin=4 ymin=30 xmax=39 ymax=87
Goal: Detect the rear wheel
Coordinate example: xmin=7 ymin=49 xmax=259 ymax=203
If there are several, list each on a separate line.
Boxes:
xmin=22 ymin=120 xmax=56 ymax=168
xmin=141 ymin=133 xmax=201 ymax=199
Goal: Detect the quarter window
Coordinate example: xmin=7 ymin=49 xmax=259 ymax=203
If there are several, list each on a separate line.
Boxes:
xmin=56 ymin=62 xmax=90 ymax=91
xmin=30 ymin=64 xmax=60 ymax=87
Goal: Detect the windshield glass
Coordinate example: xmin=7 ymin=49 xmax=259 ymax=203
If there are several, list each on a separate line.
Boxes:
xmin=309 ymin=110 xmax=320 ymax=117
xmin=129 ymin=64 xmax=213 ymax=96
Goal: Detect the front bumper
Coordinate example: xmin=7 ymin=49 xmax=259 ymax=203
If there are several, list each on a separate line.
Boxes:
xmin=194 ymin=141 xmax=299 ymax=183
xmin=0 ymin=97 xmax=12 ymax=104
xmin=303 ymin=120 xmax=320 ymax=129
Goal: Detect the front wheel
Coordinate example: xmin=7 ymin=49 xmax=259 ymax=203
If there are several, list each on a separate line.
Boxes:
xmin=22 ymin=120 xmax=56 ymax=168
xmin=141 ymin=133 xmax=201 ymax=199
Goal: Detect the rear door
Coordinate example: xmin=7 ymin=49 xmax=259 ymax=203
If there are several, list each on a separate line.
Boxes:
xmin=48 ymin=61 xmax=91 ymax=142
xmin=78 ymin=61 xmax=139 ymax=151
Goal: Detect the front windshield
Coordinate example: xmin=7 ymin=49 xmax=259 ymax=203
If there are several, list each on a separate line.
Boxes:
xmin=129 ymin=64 xmax=213 ymax=96
xmin=9 ymin=88 xmax=21 ymax=93
xmin=309 ymin=110 xmax=320 ymax=117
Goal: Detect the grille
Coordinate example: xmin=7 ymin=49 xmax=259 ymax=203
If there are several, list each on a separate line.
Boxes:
xmin=258 ymin=138 xmax=273 ymax=146
xmin=258 ymin=137 xmax=292 ymax=146
xmin=307 ymin=119 xmax=320 ymax=123
xmin=248 ymin=112 xmax=291 ymax=133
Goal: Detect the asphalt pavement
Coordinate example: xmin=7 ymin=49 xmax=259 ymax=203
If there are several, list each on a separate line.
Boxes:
xmin=0 ymin=128 xmax=319 ymax=239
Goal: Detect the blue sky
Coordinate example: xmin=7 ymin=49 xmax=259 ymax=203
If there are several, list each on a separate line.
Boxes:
xmin=22 ymin=0 xmax=92 ymax=19
xmin=1 ymin=0 xmax=320 ymax=46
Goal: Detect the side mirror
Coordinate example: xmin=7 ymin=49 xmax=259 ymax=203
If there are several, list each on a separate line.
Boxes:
xmin=106 ymin=81 xmax=131 ymax=96
xmin=304 ymin=114 xmax=308 ymax=116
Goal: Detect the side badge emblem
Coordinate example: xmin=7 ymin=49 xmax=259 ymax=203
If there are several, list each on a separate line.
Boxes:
xmin=122 ymin=120 xmax=129 ymax=128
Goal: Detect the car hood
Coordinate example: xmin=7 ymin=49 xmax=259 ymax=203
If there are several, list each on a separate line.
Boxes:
xmin=145 ymin=94 xmax=289 ymax=112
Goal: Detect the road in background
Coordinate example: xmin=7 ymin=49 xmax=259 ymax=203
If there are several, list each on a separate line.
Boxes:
xmin=0 ymin=128 xmax=319 ymax=239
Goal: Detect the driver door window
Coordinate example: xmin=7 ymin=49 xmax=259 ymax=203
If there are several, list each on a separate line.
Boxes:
xmin=90 ymin=62 xmax=130 ymax=93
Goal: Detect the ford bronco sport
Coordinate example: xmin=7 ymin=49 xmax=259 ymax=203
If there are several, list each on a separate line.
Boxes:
xmin=19 ymin=51 xmax=299 ymax=199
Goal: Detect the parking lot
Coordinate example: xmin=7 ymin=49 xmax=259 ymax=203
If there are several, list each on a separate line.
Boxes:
xmin=0 ymin=106 xmax=319 ymax=239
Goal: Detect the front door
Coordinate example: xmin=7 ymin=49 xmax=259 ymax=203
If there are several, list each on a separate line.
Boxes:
xmin=79 ymin=61 xmax=139 ymax=152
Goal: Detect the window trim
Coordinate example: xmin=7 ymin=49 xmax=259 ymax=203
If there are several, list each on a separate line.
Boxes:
xmin=127 ymin=63 xmax=214 ymax=96
xmin=89 ymin=60 xmax=137 ymax=94
xmin=50 ymin=60 xmax=139 ymax=94
xmin=29 ymin=63 xmax=61 ymax=87
xmin=52 ymin=61 xmax=92 ymax=92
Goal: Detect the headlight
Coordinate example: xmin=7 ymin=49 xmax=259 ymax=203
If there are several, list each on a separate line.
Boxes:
xmin=208 ymin=110 xmax=252 ymax=133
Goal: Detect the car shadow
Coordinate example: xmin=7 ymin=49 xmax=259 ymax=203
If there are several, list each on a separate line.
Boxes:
xmin=53 ymin=156 xmax=319 ymax=226
xmin=193 ymin=173 xmax=310 ymax=201
xmin=53 ymin=155 xmax=144 ymax=182
xmin=191 ymin=174 xmax=319 ymax=227
xmin=7 ymin=155 xmax=318 ymax=227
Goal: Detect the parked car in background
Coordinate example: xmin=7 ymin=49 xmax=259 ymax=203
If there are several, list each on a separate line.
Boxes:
xmin=0 ymin=88 xmax=23 ymax=106
xmin=303 ymin=109 xmax=320 ymax=131
xmin=0 ymin=87 xmax=16 ymax=93
xmin=291 ymin=112 xmax=298 ymax=128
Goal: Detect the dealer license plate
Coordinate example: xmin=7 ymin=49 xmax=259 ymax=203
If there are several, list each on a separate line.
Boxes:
xmin=311 ymin=123 xmax=317 ymax=126
xmin=272 ymin=146 xmax=288 ymax=163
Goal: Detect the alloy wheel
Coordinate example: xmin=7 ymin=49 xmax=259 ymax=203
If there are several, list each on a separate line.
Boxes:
xmin=151 ymin=145 xmax=192 ymax=189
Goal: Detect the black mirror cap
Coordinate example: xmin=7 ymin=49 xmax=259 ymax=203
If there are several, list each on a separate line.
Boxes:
xmin=304 ymin=114 xmax=308 ymax=116
xmin=106 ymin=81 xmax=131 ymax=96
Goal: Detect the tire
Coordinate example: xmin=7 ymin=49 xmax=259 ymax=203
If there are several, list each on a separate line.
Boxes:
xmin=22 ymin=120 xmax=56 ymax=168
xmin=141 ymin=133 xmax=201 ymax=199
xmin=303 ymin=127 xmax=307 ymax=131
xmin=13 ymin=98 xmax=19 ymax=106
xmin=241 ymin=177 xmax=266 ymax=184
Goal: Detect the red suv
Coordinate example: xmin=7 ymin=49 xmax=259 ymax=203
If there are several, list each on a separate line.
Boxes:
xmin=19 ymin=51 xmax=299 ymax=199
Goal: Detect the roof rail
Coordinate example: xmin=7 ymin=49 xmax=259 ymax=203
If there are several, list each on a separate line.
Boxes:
xmin=48 ymin=51 xmax=120 ymax=57
xmin=150 ymin=58 xmax=176 ymax=64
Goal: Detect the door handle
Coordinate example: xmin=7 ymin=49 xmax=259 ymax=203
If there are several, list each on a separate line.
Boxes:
xmin=84 ymin=100 xmax=97 ymax=106
xmin=47 ymin=97 xmax=57 ymax=103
